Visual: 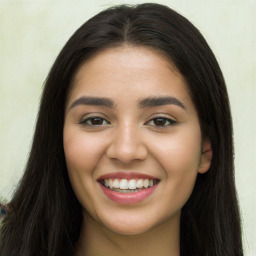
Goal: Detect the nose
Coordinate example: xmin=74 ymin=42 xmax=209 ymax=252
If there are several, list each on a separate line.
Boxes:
xmin=106 ymin=123 xmax=148 ymax=163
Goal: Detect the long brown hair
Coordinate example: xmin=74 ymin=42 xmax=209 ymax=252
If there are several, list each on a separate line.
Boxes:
xmin=0 ymin=3 xmax=243 ymax=255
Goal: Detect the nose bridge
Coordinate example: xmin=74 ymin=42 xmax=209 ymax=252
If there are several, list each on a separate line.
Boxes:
xmin=106 ymin=121 xmax=147 ymax=162
xmin=119 ymin=123 xmax=138 ymax=149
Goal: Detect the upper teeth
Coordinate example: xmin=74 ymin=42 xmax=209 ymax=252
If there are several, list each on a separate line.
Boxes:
xmin=102 ymin=178 xmax=156 ymax=190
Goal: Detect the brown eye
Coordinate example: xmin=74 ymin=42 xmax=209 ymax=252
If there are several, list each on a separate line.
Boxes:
xmin=80 ymin=117 xmax=110 ymax=126
xmin=146 ymin=117 xmax=176 ymax=127
xmin=153 ymin=118 xmax=168 ymax=126
xmin=90 ymin=117 xmax=104 ymax=125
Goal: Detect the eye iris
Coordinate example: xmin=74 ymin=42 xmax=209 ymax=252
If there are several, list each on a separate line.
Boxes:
xmin=91 ymin=117 xmax=104 ymax=125
xmin=154 ymin=118 xmax=167 ymax=126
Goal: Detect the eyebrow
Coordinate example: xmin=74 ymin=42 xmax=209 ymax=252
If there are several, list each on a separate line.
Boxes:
xmin=69 ymin=96 xmax=115 ymax=110
xmin=138 ymin=96 xmax=186 ymax=109
xmin=68 ymin=96 xmax=186 ymax=111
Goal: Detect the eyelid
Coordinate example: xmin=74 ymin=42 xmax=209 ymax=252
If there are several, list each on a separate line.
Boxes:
xmin=79 ymin=114 xmax=111 ymax=126
xmin=145 ymin=115 xmax=177 ymax=127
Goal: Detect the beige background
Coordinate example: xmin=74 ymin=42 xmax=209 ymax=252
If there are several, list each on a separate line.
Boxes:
xmin=0 ymin=0 xmax=255 ymax=254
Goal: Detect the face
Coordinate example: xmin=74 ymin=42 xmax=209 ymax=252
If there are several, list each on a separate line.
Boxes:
xmin=63 ymin=46 xmax=212 ymax=236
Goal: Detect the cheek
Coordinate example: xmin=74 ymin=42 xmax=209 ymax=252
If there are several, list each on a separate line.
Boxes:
xmin=63 ymin=128 xmax=104 ymax=200
xmin=63 ymin=128 xmax=105 ymax=173
xmin=150 ymin=127 xmax=202 ymax=205
xmin=154 ymin=133 xmax=202 ymax=170
xmin=63 ymin=128 xmax=106 ymax=213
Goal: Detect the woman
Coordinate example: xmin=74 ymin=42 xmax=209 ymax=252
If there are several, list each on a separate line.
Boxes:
xmin=0 ymin=3 xmax=243 ymax=256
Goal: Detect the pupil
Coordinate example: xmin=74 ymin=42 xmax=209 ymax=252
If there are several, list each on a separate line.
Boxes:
xmin=91 ymin=118 xmax=103 ymax=125
xmin=154 ymin=118 xmax=166 ymax=126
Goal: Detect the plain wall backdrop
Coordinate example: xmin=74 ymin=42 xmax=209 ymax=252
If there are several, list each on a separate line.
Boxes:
xmin=0 ymin=0 xmax=255 ymax=255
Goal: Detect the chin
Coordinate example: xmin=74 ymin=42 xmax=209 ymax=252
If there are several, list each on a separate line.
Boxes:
xmin=97 ymin=209 xmax=181 ymax=237
xmin=104 ymin=226 xmax=154 ymax=237
xmin=106 ymin=222 xmax=153 ymax=236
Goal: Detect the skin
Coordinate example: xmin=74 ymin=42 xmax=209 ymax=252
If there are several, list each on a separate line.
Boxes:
xmin=63 ymin=45 xmax=212 ymax=256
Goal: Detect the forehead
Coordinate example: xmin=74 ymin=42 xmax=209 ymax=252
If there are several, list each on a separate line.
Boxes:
xmin=74 ymin=45 xmax=179 ymax=81
xmin=68 ymin=46 xmax=192 ymax=107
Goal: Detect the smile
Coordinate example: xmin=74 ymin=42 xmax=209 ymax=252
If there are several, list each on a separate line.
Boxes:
xmin=100 ymin=178 xmax=158 ymax=193
xmin=98 ymin=173 xmax=159 ymax=204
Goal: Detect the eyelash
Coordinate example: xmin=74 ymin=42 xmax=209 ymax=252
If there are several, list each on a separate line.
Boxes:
xmin=79 ymin=116 xmax=177 ymax=127
xmin=79 ymin=116 xmax=110 ymax=126
xmin=145 ymin=117 xmax=177 ymax=127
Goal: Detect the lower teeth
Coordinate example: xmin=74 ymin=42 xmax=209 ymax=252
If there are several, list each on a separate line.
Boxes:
xmin=110 ymin=188 xmax=141 ymax=193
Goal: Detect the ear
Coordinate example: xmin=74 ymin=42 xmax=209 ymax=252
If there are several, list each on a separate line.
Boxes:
xmin=198 ymin=138 xmax=212 ymax=174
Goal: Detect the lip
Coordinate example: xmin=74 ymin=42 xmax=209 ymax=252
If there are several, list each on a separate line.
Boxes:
xmin=97 ymin=172 xmax=159 ymax=204
xmin=97 ymin=172 xmax=158 ymax=180
xmin=99 ymin=183 xmax=158 ymax=204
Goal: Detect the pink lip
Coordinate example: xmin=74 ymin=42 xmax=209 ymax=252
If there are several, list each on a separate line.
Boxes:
xmin=97 ymin=172 xmax=158 ymax=181
xmin=98 ymin=172 xmax=159 ymax=204
xmin=100 ymin=184 xmax=157 ymax=204
xmin=100 ymin=184 xmax=158 ymax=204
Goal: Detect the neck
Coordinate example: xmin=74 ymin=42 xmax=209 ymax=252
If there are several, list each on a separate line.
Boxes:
xmin=74 ymin=212 xmax=180 ymax=256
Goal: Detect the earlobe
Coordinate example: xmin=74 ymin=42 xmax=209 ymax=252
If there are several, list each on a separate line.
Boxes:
xmin=198 ymin=139 xmax=212 ymax=174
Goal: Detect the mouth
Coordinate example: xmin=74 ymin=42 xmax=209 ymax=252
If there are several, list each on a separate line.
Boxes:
xmin=97 ymin=173 xmax=160 ymax=204
xmin=99 ymin=178 xmax=159 ymax=193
